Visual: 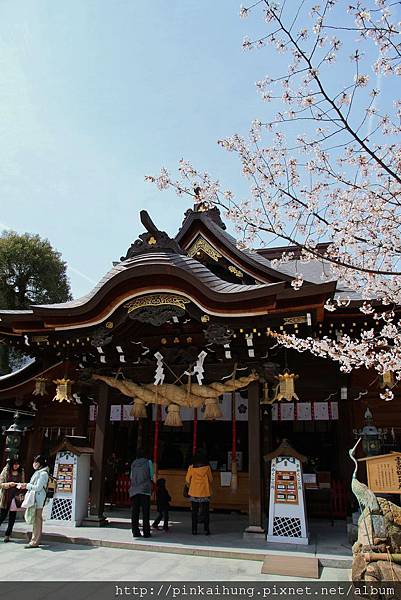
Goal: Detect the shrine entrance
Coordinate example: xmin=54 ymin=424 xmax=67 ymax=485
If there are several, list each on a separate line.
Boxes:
xmin=95 ymin=389 xmax=252 ymax=514
xmin=0 ymin=206 xmax=356 ymax=538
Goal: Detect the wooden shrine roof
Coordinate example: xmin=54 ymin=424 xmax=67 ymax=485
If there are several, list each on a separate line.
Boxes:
xmin=51 ymin=437 xmax=93 ymax=456
xmin=264 ymin=439 xmax=307 ymax=463
xmin=177 ymin=208 xmax=296 ymax=284
xmin=0 ymin=248 xmax=336 ymax=334
xmin=176 ymin=209 xmax=365 ymax=304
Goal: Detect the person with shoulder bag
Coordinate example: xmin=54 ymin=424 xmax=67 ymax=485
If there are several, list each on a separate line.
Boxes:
xmin=19 ymin=455 xmax=49 ymax=548
xmin=0 ymin=459 xmax=25 ymax=542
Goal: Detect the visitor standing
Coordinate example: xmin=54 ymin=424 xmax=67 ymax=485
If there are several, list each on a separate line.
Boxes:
xmin=129 ymin=448 xmax=154 ymax=539
xmin=0 ymin=460 xmax=25 ymax=542
xmin=185 ymin=451 xmax=213 ymax=535
xmin=152 ymin=478 xmax=171 ymax=532
xmin=19 ymin=455 xmax=49 ymax=548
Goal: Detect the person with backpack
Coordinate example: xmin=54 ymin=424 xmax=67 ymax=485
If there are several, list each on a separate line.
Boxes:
xmin=152 ymin=478 xmax=171 ymax=532
xmin=19 ymin=454 xmax=49 ymax=548
xmin=129 ymin=448 xmax=154 ymax=539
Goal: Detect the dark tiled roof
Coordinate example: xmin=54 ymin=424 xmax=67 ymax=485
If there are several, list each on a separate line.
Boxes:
xmin=0 ymin=251 xmax=284 ymax=321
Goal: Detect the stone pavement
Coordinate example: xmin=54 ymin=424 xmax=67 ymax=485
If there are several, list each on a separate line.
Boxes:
xmin=0 ymin=538 xmax=350 ymax=581
xmin=7 ymin=510 xmax=351 ymax=565
xmin=0 ymin=509 xmax=352 ymax=580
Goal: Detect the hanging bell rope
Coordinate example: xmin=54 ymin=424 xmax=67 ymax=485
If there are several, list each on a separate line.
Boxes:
xmin=153 ymin=384 xmax=160 ymax=480
xmin=130 ymin=397 xmax=147 ymax=418
xmin=231 ymin=364 xmax=238 ymax=491
xmin=153 ymin=404 xmax=161 ymax=480
xmin=231 ymin=392 xmax=238 ymax=490
xmin=193 ymin=407 xmax=198 ymax=455
xmin=164 ymin=403 xmax=183 ymax=427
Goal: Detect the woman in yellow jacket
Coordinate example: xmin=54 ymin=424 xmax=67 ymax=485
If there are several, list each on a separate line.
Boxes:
xmin=185 ymin=451 xmax=213 ymax=535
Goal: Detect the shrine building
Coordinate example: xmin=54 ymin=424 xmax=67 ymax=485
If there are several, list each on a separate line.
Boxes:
xmin=0 ymin=206 xmax=398 ymax=534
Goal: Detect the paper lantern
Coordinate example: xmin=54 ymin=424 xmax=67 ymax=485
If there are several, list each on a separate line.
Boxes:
xmin=33 ymin=377 xmax=47 ymax=397
xmin=53 ymin=378 xmax=74 ymax=403
xmin=275 ymin=370 xmax=299 ymax=402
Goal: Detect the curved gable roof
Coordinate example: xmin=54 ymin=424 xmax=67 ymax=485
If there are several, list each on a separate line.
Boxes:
xmin=177 ymin=209 xmax=300 ymax=284
xmin=0 ymin=252 xmax=289 ymax=331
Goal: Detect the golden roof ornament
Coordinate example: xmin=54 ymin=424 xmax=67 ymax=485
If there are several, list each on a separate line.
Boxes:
xmin=380 ymin=371 xmax=395 ymax=389
xmin=274 ymin=369 xmax=299 ymax=402
xmin=53 ymin=378 xmax=74 ymax=403
xmin=33 ymin=377 xmax=48 ymax=397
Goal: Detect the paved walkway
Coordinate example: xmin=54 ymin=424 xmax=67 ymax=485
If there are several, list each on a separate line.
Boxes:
xmin=0 ymin=538 xmax=350 ymax=581
xmin=1 ymin=509 xmax=352 ymax=574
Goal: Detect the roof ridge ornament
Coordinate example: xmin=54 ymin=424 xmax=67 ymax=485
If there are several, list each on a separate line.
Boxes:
xmin=182 ymin=205 xmax=227 ymax=231
xmin=120 ymin=210 xmax=183 ymax=261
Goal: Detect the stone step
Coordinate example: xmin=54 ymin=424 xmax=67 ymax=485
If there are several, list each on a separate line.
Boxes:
xmin=12 ymin=530 xmax=352 ymax=569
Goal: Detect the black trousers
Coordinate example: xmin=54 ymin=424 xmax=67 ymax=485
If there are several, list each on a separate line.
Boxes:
xmin=0 ymin=506 xmax=17 ymax=537
xmin=131 ymin=494 xmax=151 ymax=536
xmin=153 ymin=509 xmax=169 ymax=530
xmin=191 ymin=501 xmax=210 ymax=533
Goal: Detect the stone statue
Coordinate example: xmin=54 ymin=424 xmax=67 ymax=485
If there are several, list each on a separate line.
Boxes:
xmin=350 ymin=439 xmax=401 ymax=584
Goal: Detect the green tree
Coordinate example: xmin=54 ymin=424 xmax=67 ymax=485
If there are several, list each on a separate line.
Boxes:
xmin=0 ymin=231 xmax=72 ymax=373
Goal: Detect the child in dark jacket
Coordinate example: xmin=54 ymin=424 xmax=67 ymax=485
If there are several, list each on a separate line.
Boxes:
xmin=152 ymin=478 xmax=171 ymax=531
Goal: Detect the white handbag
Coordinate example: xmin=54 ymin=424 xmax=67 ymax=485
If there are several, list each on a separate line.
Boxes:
xmin=42 ymin=498 xmax=52 ymax=521
xmin=21 ymin=489 xmax=36 ymax=509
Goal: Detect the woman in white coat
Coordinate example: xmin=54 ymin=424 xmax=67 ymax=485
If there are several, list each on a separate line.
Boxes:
xmin=19 ymin=455 xmax=49 ymax=548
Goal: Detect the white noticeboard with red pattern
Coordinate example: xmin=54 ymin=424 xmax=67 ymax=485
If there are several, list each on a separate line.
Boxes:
xmin=267 ymin=455 xmax=309 ymax=545
xmin=89 ymin=400 xmax=339 ymax=423
xmin=272 ymin=401 xmax=339 ymax=421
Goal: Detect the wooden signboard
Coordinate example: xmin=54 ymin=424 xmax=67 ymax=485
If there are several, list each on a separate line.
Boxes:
xmin=358 ymin=452 xmax=401 ymax=494
xmin=56 ymin=463 xmax=74 ymax=494
xmin=274 ymin=470 xmax=299 ymax=504
xmin=265 ymin=440 xmax=309 ymax=545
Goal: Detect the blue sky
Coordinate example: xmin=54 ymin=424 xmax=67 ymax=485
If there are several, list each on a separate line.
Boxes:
xmin=0 ymin=1 xmax=267 ymax=298
xmin=0 ymin=1 xmax=396 ymax=299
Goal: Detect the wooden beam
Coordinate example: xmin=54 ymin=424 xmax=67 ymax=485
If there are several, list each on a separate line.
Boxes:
xmin=261 ymin=405 xmax=272 ymax=519
xmin=86 ymin=382 xmax=110 ymax=526
xmin=244 ymin=381 xmax=264 ymax=536
xmin=261 ymin=555 xmax=319 ymax=578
